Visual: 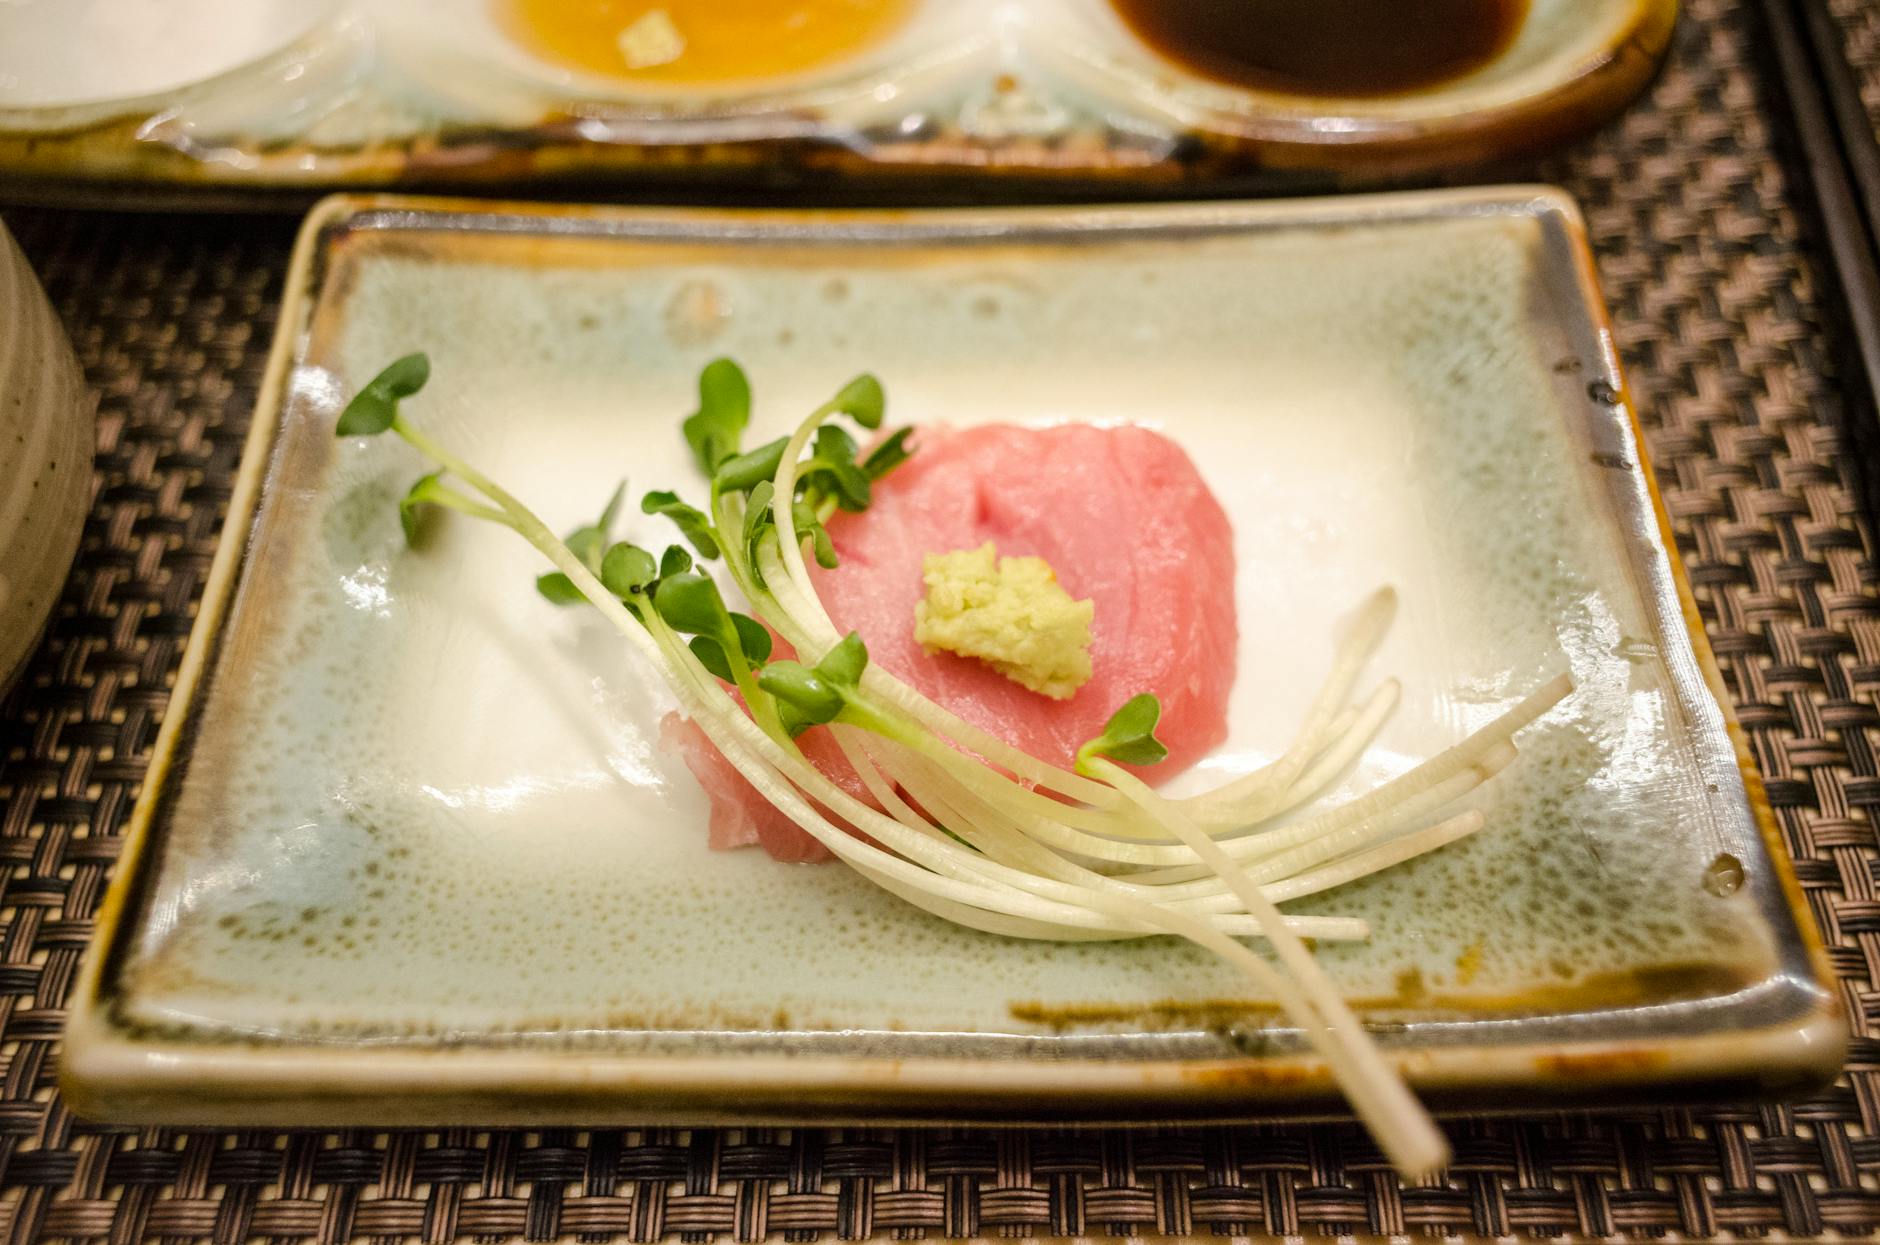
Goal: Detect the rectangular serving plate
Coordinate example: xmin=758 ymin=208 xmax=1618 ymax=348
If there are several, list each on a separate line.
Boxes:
xmin=62 ymin=190 xmax=1843 ymax=1127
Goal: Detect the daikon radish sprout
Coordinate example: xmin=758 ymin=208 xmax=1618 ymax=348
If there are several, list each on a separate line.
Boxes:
xmin=339 ymin=353 xmax=1573 ymax=1179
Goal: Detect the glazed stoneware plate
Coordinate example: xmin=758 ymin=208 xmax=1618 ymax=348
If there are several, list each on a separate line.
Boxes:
xmin=62 ymin=191 xmax=1841 ymax=1127
xmin=0 ymin=218 xmax=92 ymax=694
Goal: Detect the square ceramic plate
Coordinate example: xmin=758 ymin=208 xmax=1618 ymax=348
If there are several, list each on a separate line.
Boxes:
xmin=62 ymin=190 xmax=1843 ymax=1127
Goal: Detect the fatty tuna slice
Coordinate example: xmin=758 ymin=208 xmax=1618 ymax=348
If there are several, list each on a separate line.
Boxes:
xmin=812 ymin=422 xmax=1237 ymax=776
xmin=662 ymin=421 xmax=1238 ymax=863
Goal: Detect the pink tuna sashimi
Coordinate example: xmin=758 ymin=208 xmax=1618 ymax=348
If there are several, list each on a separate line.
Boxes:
xmin=659 ymin=711 xmax=875 ymax=864
xmin=661 ymin=422 xmax=1238 ymax=864
xmin=659 ymin=631 xmax=882 ymax=863
xmin=812 ymin=423 xmax=1237 ymax=777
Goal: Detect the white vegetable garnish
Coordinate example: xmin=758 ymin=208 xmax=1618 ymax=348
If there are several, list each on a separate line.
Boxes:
xmin=338 ymin=354 xmax=1572 ymax=1179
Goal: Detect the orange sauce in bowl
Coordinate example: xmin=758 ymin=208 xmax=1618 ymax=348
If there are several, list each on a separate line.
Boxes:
xmin=495 ymin=0 xmax=917 ymax=87
xmin=1109 ymin=0 xmax=1529 ymax=98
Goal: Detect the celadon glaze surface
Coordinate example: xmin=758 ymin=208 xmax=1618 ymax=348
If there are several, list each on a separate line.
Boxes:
xmin=62 ymin=196 xmax=1837 ymax=1127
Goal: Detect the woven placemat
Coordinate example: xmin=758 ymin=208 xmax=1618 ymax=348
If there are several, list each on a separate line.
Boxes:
xmin=4 ymin=0 xmax=1880 ymax=1238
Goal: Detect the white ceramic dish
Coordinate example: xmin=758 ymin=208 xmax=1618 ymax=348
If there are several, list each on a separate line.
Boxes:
xmin=61 ymin=190 xmax=1840 ymax=1126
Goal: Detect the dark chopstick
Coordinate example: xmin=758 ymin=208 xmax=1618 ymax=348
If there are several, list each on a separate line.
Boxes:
xmin=1755 ymin=0 xmax=1880 ymax=527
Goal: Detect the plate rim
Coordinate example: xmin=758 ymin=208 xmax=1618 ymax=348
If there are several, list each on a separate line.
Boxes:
xmin=59 ymin=187 xmax=1846 ymax=1126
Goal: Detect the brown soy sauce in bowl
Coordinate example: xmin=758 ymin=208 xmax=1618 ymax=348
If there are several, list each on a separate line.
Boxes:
xmin=1109 ymin=0 xmax=1530 ymax=98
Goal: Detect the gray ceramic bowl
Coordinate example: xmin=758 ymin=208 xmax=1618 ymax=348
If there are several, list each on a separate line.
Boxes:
xmin=0 ymin=222 xmax=92 ymax=692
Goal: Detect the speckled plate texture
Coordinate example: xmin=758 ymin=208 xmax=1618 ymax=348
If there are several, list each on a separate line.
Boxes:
xmin=44 ymin=188 xmax=1842 ymax=1129
xmin=5 ymin=0 xmax=1880 ymax=1238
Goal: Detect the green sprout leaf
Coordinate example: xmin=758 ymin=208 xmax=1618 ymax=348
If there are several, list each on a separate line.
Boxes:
xmin=567 ymin=528 xmax=605 ymax=572
xmin=398 ymin=471 xmax=446 ymax=546
xmin=815 ymin=632 xmax=868 ymax=689
xmin=536 ymin=484 xmax=634 ymax=606
xmin=642 ymin=490 xmax=722 ymax=560
xmin=564 ymin=480 xmax=627 ymax=574
xmin=601 ymin=542 xmax=658 ymax=596
xmin=714 ymin=436 xmax=789 ymax=495
xmin=653 ymin=571 xmax=730 ymax=638
xmin=814 ymin=424 xmax=859 ymax=465
xmin=739 ymin=481 xmax=780 ymax=584
xmin=810 ymin=525 xmax=837 ymax=569
xmin=336 ymin=353 xmax=429 ymax=437
xmin=817 ymin=461 xmax=872 ymax=512
xmin=775 ymin=701 xmax=817 ymax=738
xmin=742 ymin=480 xmax=775 ymax=544
xmin=746 ymin=633 xmax=863 ymax=731
xmin=731 ymin=612 xmax=773 ymax=665
xmin=597 ymin=480 xmax=626 ymax=529
xmin=689 ymin=636 xmax=735 ymax=683
xmin=801 ymin=425 xmax=872 ymax=513
xmin=681 ymin=358 xmax=751 ymax=476
xmin=660 ymin=544 xmax=693 ymax=577
xmin=811 ymin=527 xmax=838 ymax=569
xmin=1076 ymin=694 xmax=1169 ymax=770
xmin=830 ymin=373 xmax=885 ymax=429
xmin=861 ymin=427 xmax=914 ymax=481
xmin=688 ymin=613 xmax=772 ymax=683
xmin=535 ymin=572 xmax=586 ymax=606
xmin=791 ymin=498 xmax=839 ymax=569
xmin=661 ymin=571 xmax=768 ymax=685
xmin=757 ymin=660 xmax=845 ymax=728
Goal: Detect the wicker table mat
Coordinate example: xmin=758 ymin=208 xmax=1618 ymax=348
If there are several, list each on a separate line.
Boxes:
xmin=4 ymin=0 xmax=1880 ymax=1239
